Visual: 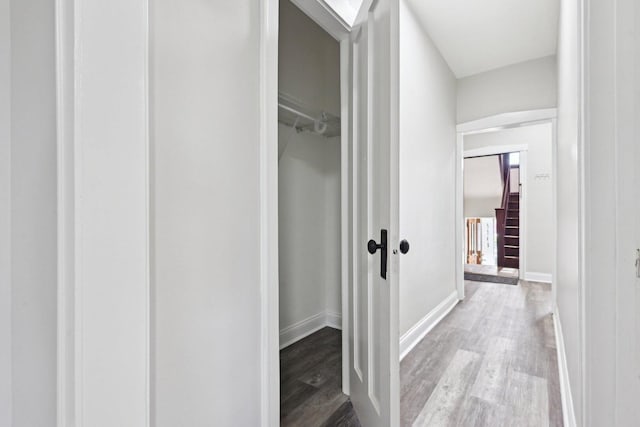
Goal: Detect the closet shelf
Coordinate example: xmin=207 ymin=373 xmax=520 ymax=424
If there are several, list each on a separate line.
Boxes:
xmin=278 ymin=92 xmax=341 ymax=138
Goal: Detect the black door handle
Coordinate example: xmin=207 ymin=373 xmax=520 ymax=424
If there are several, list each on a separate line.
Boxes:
xmin=367 ymin=239 xmax=383 ymax=254
xmin=399 ymin=239 xmax=410 ymax=254
xmin=367 ymin=229 xmax=387 ymax=279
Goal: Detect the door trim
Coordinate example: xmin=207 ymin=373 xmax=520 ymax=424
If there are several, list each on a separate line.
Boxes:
xmin=457 ymin=108 xmax=558 ymax=134
xmin=259 ymin=0 xmax=280 ymax=425
xmin=462 ymin=146 xmax=528 ymax=280
xmin=264 ymin=1 xmax=358 ymax=424
xmin=56 ymin=0 xmax=151 ymax=425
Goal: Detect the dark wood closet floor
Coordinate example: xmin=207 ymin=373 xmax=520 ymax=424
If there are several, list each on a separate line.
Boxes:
xmin=280 ymin=327 xmax=361 ymax=427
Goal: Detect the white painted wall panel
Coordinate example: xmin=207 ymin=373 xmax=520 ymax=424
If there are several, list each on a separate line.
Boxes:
xmin=71 ymin=0 xmax=150 ymax=425
xmin=0 ymin=1 xmax=11 ymax=424
xmin=152 ymin=0 xmax=263 ymax=425
xmin=584 ymin=0 xmax=639 ymax=425
xmin=10 ymin=0 xmax=57 ymax=425
xmin=457 ymin=56 xmax=558 ymax=123
xmin=399 ymin=0 xmax=457 ymax=336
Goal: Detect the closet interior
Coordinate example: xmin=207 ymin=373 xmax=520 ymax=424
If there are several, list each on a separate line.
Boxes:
xmin=278 ymin=1 xmax=355 ymax=425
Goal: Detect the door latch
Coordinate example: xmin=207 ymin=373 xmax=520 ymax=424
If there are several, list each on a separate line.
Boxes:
xmin=368 ymin=229 xmax=387 ymax=279
xmin=635 ymin=249 xmax=640 ymax=278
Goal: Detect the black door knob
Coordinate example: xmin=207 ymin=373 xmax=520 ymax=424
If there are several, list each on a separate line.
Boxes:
xmin=399 ymin=239 xmax=410 ymax=254
xmin=368 ymin=239 xmax=382 ymax=254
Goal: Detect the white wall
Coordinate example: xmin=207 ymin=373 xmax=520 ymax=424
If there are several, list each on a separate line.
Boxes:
xmin=152 ymin=0 xmax=265 ymax=425
xmin=582 ymin=0 xmax=640 ymax=425
xmin=324 ymin=141 xmax=341 ymax=316
xmin=457 ymin=55 xmax=558 ymax=123
xmin=399 ymin=0 xmax=457 ymax=336
xmin=0 ymin=0 xmax=10 ymax=424
xmin=278 ymin=0 xmax=342 ymax=335
xmin=465 ymin=123 xmax=554 ymax=277
xmin=279 ymin=130 xmax=341 ymax=328
xmin=280 ymin=0 xmax=340 ymax=115
xmin=555 ymin=0 xmax=583 ymax=423
xmin=463 ymin=156 xmax=502 ymax=218
xmin=9 ymin=0 xmax=57 ymax=425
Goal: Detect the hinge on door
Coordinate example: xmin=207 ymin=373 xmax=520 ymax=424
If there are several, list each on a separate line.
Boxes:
xmin=635 ymin=249 xmax=640 ymax=278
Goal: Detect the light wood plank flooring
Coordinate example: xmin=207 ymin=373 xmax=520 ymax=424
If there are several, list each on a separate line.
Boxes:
xmin=280 ymin=327 xmax=361 ymax=427
xmin=401 ymin=280 xmax=563 ymax=427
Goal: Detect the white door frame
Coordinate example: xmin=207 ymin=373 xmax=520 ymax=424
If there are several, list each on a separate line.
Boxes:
xmin=272 ymin=0 xmax=397 ymax=420
xmin=455 ymin=109 xmax=557 ymax=301
xmin=272 ymin=0 xmax=371 ymax=412
xmin=462 ymin=145 xmax=529 ymax=281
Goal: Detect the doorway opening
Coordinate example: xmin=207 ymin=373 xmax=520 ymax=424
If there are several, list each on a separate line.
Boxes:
xmin=277 ymin=1 xmax=355 ymax=425
xmin=463 ymin=152 xmax=522 ymax=285
xmin=456 ymin=117 xmax=557 ymax=299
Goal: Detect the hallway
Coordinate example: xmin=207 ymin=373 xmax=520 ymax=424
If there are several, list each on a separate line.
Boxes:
xmin=401 ymin=280 xmax=562 ymax=426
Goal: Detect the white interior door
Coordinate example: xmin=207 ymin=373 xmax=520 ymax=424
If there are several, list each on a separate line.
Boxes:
xmin=348 ymin=0 xmax=399 ymax=425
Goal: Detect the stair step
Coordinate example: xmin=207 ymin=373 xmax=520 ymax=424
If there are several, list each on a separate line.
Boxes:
xmin=505 ymin=246 xmax=519 ymax=257
xmin=503 ymin=256 xmax=519 ymax=269
xmin=505 ymin=255 xmax=519 ymax=259
xmin=506 ymin=218 xmax=519 ymax=226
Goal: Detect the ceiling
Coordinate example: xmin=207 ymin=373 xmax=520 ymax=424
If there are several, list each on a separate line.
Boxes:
xmin=405 ymin=0 xmax=559 ymax=78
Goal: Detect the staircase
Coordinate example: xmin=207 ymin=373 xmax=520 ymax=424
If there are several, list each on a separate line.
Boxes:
xmin=503 ymin=192 xmax=520 ymax=268
xmin=495 ymin=153 xmax=520 ymax=270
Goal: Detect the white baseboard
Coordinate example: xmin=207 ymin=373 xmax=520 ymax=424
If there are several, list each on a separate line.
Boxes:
xmin=525 ymin=272 xmax=553 ymax=283
xmin=325 ymin=310 xmax=342 ymax=329
xmin=399 ymin=291 xmax=460 ymax=361
xmin=279 ymin=310 xmax=342 ymax=349
xmin=553 ymin=306 xmax=577 ymax=427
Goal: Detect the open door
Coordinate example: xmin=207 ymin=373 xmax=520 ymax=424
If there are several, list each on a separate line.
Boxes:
xmin=348 ymin=0 xmax=400 ymax=426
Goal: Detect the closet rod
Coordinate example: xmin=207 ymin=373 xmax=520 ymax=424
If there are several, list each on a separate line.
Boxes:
xmin=278 ymin=102 xmax=319 ymax=123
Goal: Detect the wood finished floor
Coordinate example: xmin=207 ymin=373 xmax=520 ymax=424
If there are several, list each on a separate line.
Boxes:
xmin=464 ymin=264 xmax=519 ymax=278
xmin=401 ymin=280 xmax=563 ymax=427
xmin=280 ymin=327 xmax=361 ymax=427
